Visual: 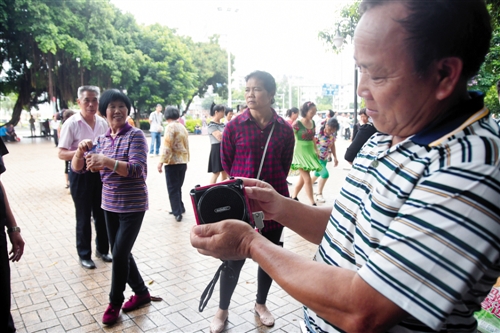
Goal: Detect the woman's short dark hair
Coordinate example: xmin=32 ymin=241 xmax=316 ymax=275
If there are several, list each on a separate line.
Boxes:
xmin=359 ymin=108 xmax=367 ymax=116
xmin=237 ymin=104 xmax=247 ymax=112
xmin=224 ymin=107 xmax=233 ymax=116
xmin=300 ymin=101 xmax=316 ymax=118
xmin=360 ymin=0 xmax=491 ymax=80
xmin=286 ymin=107 xmax=299 ymax=118
xmin=327 ymin=117 xmax=339 ymax=132
xmin=99 ymin=89 xmax=131 ymax=117
xmin=61 ymin=109 xmax=75 ymax=124
xmin=164 ymin=106 xmax=180 ymax=120
xmin=327 ymin=109 xmax=334 ymax=118
xmin=321 ymin=117 xmax=339 ymax=134
xmin=210 ymin=103 xmax=225 ymax=117
xmin=245 ymin=71 xmax=276 ymax=104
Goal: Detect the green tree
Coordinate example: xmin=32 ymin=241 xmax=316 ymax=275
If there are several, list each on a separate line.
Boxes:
xmin=182 ymin=35 xmax=231 ymax=112
xmin=469 ymin=1 xmax=500 ymax=115
xmin=127 ymin=24 xmax=196 ymax=114
xmin=316 ymin=95 xmax=334 ymax=111
xmin=0 ymin=0 xmax=143 ymax=125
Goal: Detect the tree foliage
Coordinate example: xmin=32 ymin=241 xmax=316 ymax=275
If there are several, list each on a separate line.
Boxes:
xmin=0 ymin=0 xmax=228 ymax=125
xmin=318 ymin=0 xmax=500 ymax=115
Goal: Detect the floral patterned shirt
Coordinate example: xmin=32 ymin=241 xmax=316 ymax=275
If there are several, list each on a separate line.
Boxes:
xmin=159 ymin=121 xmax=190 ymax=165
xmin=316 ymin=128 xmax=336 ymax=161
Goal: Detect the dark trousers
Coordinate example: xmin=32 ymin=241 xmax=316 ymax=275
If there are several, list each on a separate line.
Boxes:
xmin=219 ymin=227 xmax=284 ymax=309
xmin=52 ymin=129 xmax=58 ymax=146
xmin=69 ymin=170 xmax=109 ymax=259
xmin=104 ymin=210 xmax=148 ymax=305
xmin=0 ymin=229 xmax=15 ymax=333
xmin=164 ymin=164 xmax=187 ymax=216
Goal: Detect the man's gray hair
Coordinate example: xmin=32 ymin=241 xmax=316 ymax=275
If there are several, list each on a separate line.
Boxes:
xmin=77 ymin=86 xmax=100 ymax=99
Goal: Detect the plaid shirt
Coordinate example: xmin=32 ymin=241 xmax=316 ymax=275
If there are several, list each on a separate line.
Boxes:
xmin=221 ymin=109 xmax=294 ymax=232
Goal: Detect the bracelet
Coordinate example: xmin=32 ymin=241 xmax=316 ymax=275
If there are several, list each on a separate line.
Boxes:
xmin=113 ymin=160 xmax=119 ymax=173
xmin=7 ymin=226 xmax=20 ymax=234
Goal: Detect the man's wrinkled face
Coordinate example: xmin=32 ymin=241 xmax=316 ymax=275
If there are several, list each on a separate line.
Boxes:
xmin=77 ymin=91 xmax=98 ymax=117
xmin=354 ymin=3 xmax=439 ymax=139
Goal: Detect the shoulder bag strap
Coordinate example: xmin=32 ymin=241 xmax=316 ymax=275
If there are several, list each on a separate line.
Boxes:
xmin=256 ymin=122 xmax=275 ymax=180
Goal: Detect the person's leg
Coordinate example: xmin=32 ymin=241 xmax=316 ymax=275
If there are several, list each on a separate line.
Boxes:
xmin=209 ymin=172 xmax=220 ymax=184
xmin=53 ymin=129 xmax=59 ymax=146
xmin=154 ymin=132 xmax=161 ymax=155
xmin=220 ymin=170 xmax=228 ymax=182
xmin=64 ymin=161 xmax=70 ymax=188
xmin=149 ymin=132 xmax=156 ymax=154
xmin=211 ymin=259 xmax=246 ymax=332
xmin=106 ymin=211 xmax=146 ymax=305
xmin=255 ymin=227 xmax=284 ymax=326
xmin=69 ymin=170 xmax=93 ymax=260
xmin=0 ymin=229 xmax=16 ymax=333
xmin=122 ymin=212 xmax=148 ymax=295
xmin=292 ymin=170 xmax=305 ymax=199
xmin=90 ymin=173 xmax=109 ymax=256
xmin=314 ymin=160 xmax=328 ymax=202
xmin=165 ymin=165 xmax=182 ymax=216
xmin=219 ymin=259 xmax=246 ymax=310
xmin=299 ymin=169 xmax=315 ymax=205
xmin=177 ymin=164 xmax=187 ymax=213
xmin=255 ymin=228 xmax=284 ymax=304
xmin=316 ymin=163 xmax=330 ymax=198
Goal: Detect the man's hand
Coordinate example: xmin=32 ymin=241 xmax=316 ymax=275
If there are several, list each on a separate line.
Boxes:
xmin=240 ymin=178 xmax=286 ymax=222
xmin=157 ymin=163 xmax=163 ymax=173
xmin=190 ymin=220 xmax=258 ymax=260
xmin=8 ymin=231 xmax=24 ymax=262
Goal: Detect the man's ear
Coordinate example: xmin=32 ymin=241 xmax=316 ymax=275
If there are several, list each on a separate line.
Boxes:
xmin=435 ymin=57 xmax=463 ymax=100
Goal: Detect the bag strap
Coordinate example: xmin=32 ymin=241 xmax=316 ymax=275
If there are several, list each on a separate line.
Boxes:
xmin=256 ymin=122 xmax=275 ymax=180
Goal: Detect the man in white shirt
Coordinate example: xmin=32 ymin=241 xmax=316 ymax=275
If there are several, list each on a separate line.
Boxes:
xmin=58 ymin=86 xmax=111 ymax=269
xmin=149 ymin=104 xmax=164 ymax=156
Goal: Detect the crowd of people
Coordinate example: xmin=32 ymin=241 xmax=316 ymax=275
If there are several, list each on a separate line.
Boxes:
xmin=2 ymin=1 xmax=500 ymax=332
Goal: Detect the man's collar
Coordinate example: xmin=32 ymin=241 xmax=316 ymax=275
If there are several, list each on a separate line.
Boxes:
xmin=410 ymin=91 xmax=487 ymax=146
xmin=105 ymin=123 xmax=132 ymax=137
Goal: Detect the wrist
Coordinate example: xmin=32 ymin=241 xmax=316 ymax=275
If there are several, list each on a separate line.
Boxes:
xmin=7 ymin=226 xmax=20 ymax=234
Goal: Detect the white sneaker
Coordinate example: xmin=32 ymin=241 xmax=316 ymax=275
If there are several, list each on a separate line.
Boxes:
xmin=315 ymin=194 xmax=325 ymax=203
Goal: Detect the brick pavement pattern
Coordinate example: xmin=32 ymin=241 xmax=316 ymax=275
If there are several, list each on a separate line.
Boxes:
xmin=3 ymin=129 xmax=352 ymax=333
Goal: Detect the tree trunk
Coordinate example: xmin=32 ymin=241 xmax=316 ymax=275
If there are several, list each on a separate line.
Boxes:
xmin=184 ymin=97 xmax=194 ymax=116
xmin=10 ymin=70 xmax=34 ymax=126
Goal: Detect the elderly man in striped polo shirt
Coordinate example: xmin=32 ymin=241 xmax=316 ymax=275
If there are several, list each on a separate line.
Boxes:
xmin=191 ymin=0 xmax=500 ymax=332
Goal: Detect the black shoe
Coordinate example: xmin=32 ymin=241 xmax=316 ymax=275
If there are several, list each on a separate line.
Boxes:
xmin=286 ymin=180 xmax=292 ymax=185
xmin=79 ymin=258 xmax=96 ymax=269
xmin=169 ymin=208 xmax=186 ymax=215
xmin=96 ymin=251 xmax=113 ymax=262
xmin=292 ymin=197 xmax=299 ymax=201
xmin=175 ymin=215 xmax=183 ymax=222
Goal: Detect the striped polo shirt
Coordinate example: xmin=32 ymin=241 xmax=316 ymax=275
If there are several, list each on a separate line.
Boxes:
xmin=305 ymin=93 xmax=500 ymax=332
xmin=95 ymin=124 xmax=149 ymax=213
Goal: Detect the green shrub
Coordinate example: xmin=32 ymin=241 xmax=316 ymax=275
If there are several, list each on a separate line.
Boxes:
xmin=185 ymin=118 xmax=202 ymax=133
xmin=139 ymin=120 xmax=150 ymax=131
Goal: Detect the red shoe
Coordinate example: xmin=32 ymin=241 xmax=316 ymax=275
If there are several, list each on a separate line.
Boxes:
xmin=102 ymin=303 xmax=121 ymax=325
xmin=122 ymin=292 xmax=151 ymax=312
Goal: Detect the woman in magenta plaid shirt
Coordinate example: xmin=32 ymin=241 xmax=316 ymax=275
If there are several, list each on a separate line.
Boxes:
xmin=209 ymin=71 xmax=294 ymax=333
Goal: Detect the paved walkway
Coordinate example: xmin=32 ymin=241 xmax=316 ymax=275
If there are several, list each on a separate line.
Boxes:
xmin=3 ymin=127 xmax=353 ymax=333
